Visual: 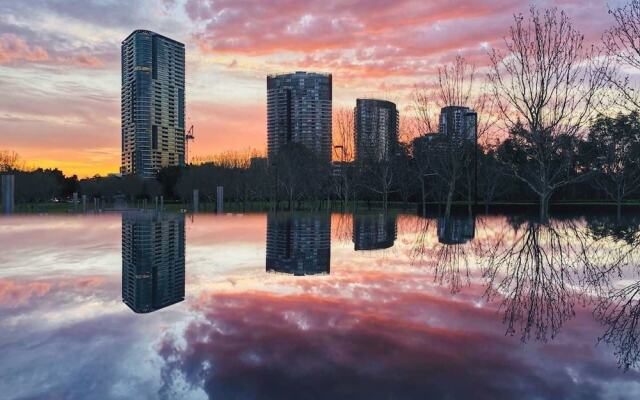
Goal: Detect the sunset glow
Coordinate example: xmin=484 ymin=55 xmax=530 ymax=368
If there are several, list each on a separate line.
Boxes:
xmin=0 ymin=0 xmax=627 ymax=177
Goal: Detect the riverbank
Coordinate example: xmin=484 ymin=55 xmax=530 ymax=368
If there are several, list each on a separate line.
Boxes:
xmin=7 ymin=200 xmax=640 ymax=215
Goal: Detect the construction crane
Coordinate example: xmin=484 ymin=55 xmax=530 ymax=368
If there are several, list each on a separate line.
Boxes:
xmin=185 ymin=124 xmax=195 ymax=165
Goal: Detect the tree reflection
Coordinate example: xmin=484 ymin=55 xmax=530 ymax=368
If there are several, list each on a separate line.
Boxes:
xmin=588 ymin=214 xmax=640 ymax=370
xmin=482 ymin=220 xmax=585 ymax=342
xmin=595 ymin=281 xmax=640 ymax=370
xmin=587 ymin=214 xmax=640 ymax=249
xmin=584 ymin=215 xmax=640 ymax=290
xmin=411 ymin=211 xmax=479 ymax=294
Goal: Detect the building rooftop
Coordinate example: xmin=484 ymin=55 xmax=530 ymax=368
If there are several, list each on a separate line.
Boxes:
xmin=356 ymin=98 xmax=397 ymax=107
xmin=122 ymin=29 xmax=184 ymax=47
xmin=267 ymin=71 xmax=332 ymax=78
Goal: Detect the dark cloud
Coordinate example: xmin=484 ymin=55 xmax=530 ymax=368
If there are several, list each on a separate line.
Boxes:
xmin=157 ymin=289 xmax=640 ymax=399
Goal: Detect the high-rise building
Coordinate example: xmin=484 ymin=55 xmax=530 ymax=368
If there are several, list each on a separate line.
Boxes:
xmin=354 ymin=99 xmax=399 ymax=162
xmin=121 ymin=30 xmax=185 ymax=178
xmin=267 ymin=72 xmax=332 ymax=163
xmin=122 ymin=212 xmax=185 ymax=313
xmin=438 ymin=106 xmax=477 ymax=142
xmin=352 ymin=213 xmax=397 ymax=250
xmin=266 ymin=213 xmax=331 ymax=275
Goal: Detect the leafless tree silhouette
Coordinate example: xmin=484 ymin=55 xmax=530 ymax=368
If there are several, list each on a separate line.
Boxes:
xmin=603 ymin=0 xmax=640 ymax=111
xmin=482 ymin=220 xmax=582 ymax=342
xmin=489 ymin=7 xmax=610 ymax=220
xmin=595 ymin=280 xmax=640 ymax=370
xmin=412 ymin=56 xmax=496 ymax=216
xmin=410 ymin=212 xmax=483 ymax=294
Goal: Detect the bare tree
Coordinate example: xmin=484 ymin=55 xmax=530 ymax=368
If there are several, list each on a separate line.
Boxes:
xmin=333 ymin=107 xmax=355 ymax=208
xmin=0 ymin=150 xmax=25 ymax=172
xmin=603 ymin=0 xmax=640 ymax=111
xmin=489 ymin=7 xmax=609 ymax=221
xmin=479 ymin=143 xmax=512 ymax=213
xmin=358 ymin=156 xmax=394 ymax=214
xmin=412 ymin=55 xmax=496 ymax=216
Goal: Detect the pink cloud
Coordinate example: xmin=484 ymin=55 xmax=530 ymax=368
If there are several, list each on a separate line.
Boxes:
xmin=0 ymin=33 xmax=107 ymax=69
xmin=0 ymin=34 xmax=49 ymax=64
xmin=185 ymin=0 xmax=520 ymax=55
xmin=0 ymin=276 xmax=107 ymax=308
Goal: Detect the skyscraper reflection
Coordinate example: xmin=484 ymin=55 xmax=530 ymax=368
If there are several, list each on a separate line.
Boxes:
xmin=437 ymin=214 xmax=476 ymax=244
xmin=266 ymin=213 xmax=331 ymax=276
xmin=122 ymin=212 xmax=185 ymax=313
xmin=352 ymin=213 xmax=397 ymax=250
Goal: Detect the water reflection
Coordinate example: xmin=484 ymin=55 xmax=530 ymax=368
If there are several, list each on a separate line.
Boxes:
xmin=121 ymin=211 xmax=185 ymax=313
xmin=483 ymin=220 xmax=582 ymax=341
xmin=585 ymin=214 xmax=640 ymax=370
xmin=266 ymin=212 xmax=331 ymax=275
xmin=437 ymin=213 xmax=475 ymax=244
xmin=352 ymin=213 xmax=397 ymax=250
xmin=412 ymin=212 xmax=478 ymax=294
xmin=596 ymin=280 xmax=640 ymax=370
xmin=4 ymin=212 xmax=640 ymax=398
xmin=587 ymin=214 xmax=640 ymax=246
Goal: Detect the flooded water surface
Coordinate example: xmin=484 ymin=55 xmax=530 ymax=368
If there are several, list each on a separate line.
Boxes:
xmin=1 ymin=211 xmax=640 ymax=399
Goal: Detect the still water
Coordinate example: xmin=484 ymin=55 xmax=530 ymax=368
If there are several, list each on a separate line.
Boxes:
xmin=1 ymin=211 xmax=640 ymax=399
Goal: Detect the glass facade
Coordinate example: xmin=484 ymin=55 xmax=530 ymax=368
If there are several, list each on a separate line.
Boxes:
xmin=438 ymin=106 xmax=477 ymax=142
xmin=266 ymin=213 xmax=331 ymax=276
xmin=354 ymin=98 xmax=399 ymax=162
xmin=121 ymin=211 xmax=186 ymax=313
xmin=267 ymin=72 xmax=332 ymax=163
xmin=121 ymin=30 xmax=185 ymax=178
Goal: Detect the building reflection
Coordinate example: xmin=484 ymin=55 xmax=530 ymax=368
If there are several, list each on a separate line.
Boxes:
xmin=266 ymin=213 xmax=331 ymax=276
xmin=122 ymin=211 xmax=185 ymax=313
xmin=437 ymin=214 xmax=476 ymax=244
xmin=352 ymin=213 xmax=397 ymax=250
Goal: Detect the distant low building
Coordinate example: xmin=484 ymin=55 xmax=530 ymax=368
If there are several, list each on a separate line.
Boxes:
xmin=411 ymin=133 xmax=443 ymax=160
xmin=437 ymin=215 xmax=476 ymax=245
xmin=331 ymin=161 xmax=352 ymax=178
xmin=250 ymin=156 xmax=268 ymax=169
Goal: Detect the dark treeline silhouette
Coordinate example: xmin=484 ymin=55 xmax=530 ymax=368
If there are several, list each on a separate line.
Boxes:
xmin=3 ymin=111 xmax=640 ymax=211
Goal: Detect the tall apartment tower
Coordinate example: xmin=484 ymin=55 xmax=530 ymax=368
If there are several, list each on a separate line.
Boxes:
xmin=122 ymin=212 xmax=186 ymax=313
xmin=354 ymin=99 xmax=399 ymax=162
xmin=438 ymin=106 xmax=477 ymax=142
xmin=267 ymin=72 xmax=332 ymax=163
xmin=121 ymin=30 xmax=185 ymax=178
xmin=266 ymin=213 xmax=331 ymax=276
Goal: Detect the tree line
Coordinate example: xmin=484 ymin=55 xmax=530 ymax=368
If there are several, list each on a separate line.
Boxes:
xmin=3 ymin=3 xmax=640 ymax=218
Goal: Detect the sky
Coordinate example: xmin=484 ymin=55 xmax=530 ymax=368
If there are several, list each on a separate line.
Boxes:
xmin=0 ymin=0 xmax=629 ymax=177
